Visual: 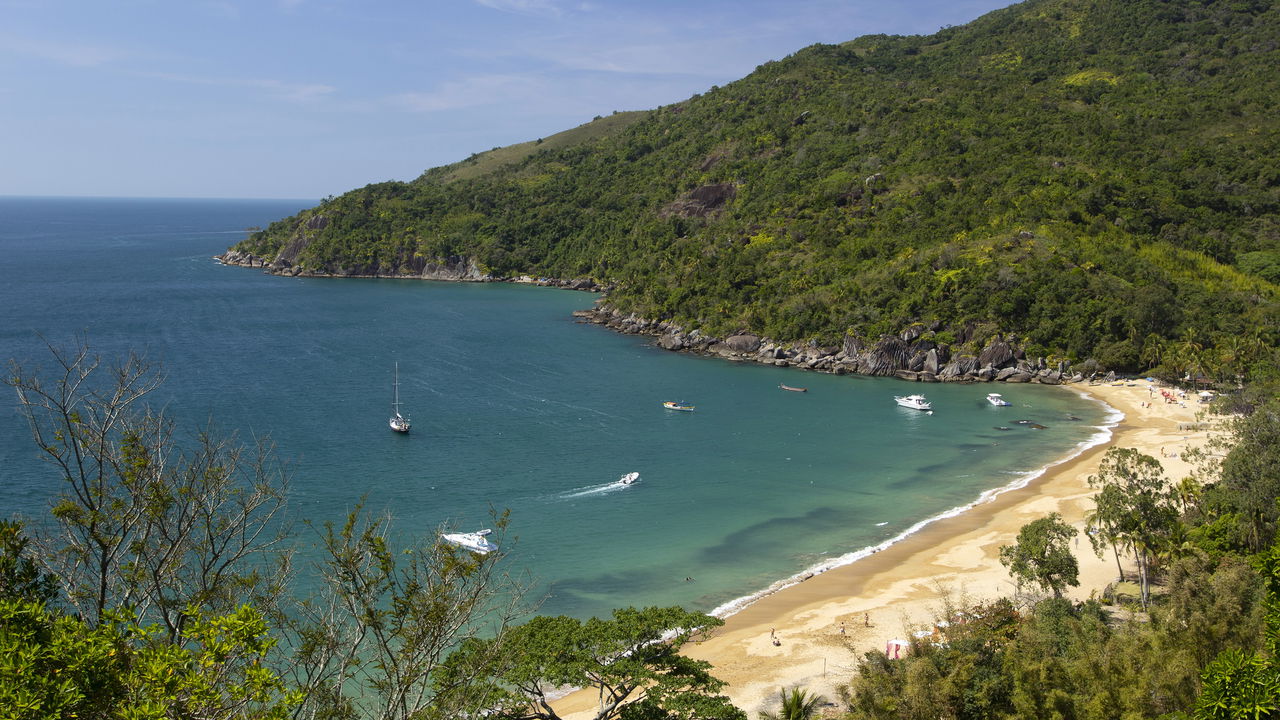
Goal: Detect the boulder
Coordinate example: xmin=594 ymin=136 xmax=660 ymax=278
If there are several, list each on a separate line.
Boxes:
xmin=978 ymin=339 xmax=1015 ymax=369
xmin=858 ymin=335 xmax=911 ymax=376
xmin=724 ymin=334 xmax=762 ymax=353
xmin=657 ymin=334 xmax=685 ymax=351
xmin=939 ymin=355 xmax=978 ymax=378
xmin=924 ymin=348 xmax=940 ymax=375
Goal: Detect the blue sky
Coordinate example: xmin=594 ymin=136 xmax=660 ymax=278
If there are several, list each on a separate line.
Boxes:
xmin=1 ymin=0 xmax=1014 ymax=200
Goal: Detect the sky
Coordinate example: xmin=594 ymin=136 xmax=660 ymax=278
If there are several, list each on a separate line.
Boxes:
xmin=1 ymin=0 xmax=1015 ymax=200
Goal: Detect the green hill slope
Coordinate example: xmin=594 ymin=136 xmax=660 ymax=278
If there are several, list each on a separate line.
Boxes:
xmin=228 ymin=0 xmax=1279 ymax=377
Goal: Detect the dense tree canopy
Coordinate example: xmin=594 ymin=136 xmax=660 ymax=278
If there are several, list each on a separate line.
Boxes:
xmin=230 ymin=0 xmax=1278 ymax=375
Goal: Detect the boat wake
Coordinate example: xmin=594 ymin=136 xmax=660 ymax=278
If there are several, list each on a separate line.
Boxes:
xmin=559 ymin=472 xmax=641 ymax=499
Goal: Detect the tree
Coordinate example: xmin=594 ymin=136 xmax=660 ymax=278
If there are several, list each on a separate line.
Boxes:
xmin=8 ymin=344 xmax=540 ymax=718
xmin=1216 ymin=402 xmax=1280 ymax=552
xmin=441 ymin=605 xmax=746 ymax=720
xmin=0 ymin=599 xmax=299 ymax=720
xmin=0 ymin=520 xmax=56 ymax=604
xmin=1087 ymin=483 xmax=1131 ymax=583
xmin=0 ymin=520 xmax=298 ymax=720
xmin=282 ymin=505 xmax=527 ymax=720
xmin=5 ymin=342 xmax=292 ymax=642
xmin=1194 ymin=538 xmax=1280 ymax=719
xmin=1000 ymin=513 xmax=1079 ymax=599
xmin=761 ymin=687 xmax=827 ymax=720
xmin=1087 ymin=448 xmax=1179 ymax=608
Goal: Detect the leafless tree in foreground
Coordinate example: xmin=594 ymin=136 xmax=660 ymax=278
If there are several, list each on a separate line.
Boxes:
xmin=6 ymin=340 xmax=293 ymax=642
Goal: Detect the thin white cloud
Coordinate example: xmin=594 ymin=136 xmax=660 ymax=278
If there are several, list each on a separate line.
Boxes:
xmin=390 ymin=74 xmax=534 ymax=113
xmin=137 ymin=70 xmax=336 ymax=102
xmin=472 ymin=0 xmax=565 ymax=18
xmin=0 ymin=33 xmax=121 ymax=67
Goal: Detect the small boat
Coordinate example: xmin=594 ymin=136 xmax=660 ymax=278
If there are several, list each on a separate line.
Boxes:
xmin=617 ymin=471 xmax=640 ymax=486
xmin=993 ymin=426 xmax=1011 ymax=431
xmin=780 ymin=384 xmax=808 ymax=392
xmin=986 ymin=393 xmax=1012 ymax=407
xmin=894 ymin=394 xmax=932 ymax=411
xmin=441 ymin=529 xmax=498 ymax=555
xmin=390 ymin=363 xmax=411 ymax=433
xmin=663 ymin=401 xmax=695 ymax=412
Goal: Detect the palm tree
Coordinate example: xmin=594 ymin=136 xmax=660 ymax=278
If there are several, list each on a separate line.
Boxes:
xmin=761 ymin=687 xmax=828 ymax=720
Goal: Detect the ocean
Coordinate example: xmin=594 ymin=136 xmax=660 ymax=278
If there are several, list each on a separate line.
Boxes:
xmin=0 ymin=197 xmax=1114 ymax=620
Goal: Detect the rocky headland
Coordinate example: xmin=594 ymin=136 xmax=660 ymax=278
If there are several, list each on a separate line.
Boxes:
xmin=217 ymin=250 xmax=1099 ymax=385
xmin=574 ymin=305 xmax=1098 ymax=385
xmin=215 ymin=249 xmax=603 ymax=291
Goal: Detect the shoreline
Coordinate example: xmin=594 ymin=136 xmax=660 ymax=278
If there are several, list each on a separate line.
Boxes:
xmin=554 ymin=380 xmax=1211 ymax=719
xmin=704 ymin=384 xmax=1120 ymax=620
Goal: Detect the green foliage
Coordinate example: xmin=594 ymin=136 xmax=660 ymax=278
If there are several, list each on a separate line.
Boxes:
xmin=1194 ymin=649 xmax=1280 ymax=720
xmin=5 ymin=345 xmax=292 ymax=642
xmin=284 ymin=505 xmax=524 ymax=720
xmin=229 ymin=0 xmax=1280 ymax=372
xmin=441 ymin=605 xmax=745 ymax=720
xmin=1216 ymin=402 xmax=1280 ymax=552
xmin=1087 ymin=447 xmax=1181 ymax=607
xmin=846 ymin=396 xmax=1280 ymax=719
xmin=1192 ymin=537 xmax=1280 ymax=720
xmin=0 ymin=599 xmax=298 ymax=720
xmin=1000 ymin=513 xmax=1080 ymax=598
xmin=0 ymin=520 xmax=56 ymax=604
xmin=760 ymin=687 xmax=827 ymax=720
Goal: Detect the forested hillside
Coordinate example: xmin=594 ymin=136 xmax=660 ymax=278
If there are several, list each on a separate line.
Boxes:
xmin=228 ymin=0 xmax=1279 ymax=377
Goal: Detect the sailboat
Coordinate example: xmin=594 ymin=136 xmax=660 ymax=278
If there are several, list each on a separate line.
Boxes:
xmin=390 ymin=362 xmax=411 ymax=433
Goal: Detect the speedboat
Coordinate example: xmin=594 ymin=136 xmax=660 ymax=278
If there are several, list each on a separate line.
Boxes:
xmin=663 ymin=401 xmax=695 ymax=411
xmin=617 ymin=471 xmax=640 ymax=486
xmin=441 ymin=529 xmax=498 ymax=555
xmin=986 ymin=393 xmax=1011 ymax=407
xmin=894 ymin=394 xmax=932 ymax=411
xmin=779 ymin=384 xmax=807 ymax=392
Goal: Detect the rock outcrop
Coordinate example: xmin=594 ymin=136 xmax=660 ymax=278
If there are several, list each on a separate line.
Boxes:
xmin=574 ymin=305 xmax=1092 ymax=386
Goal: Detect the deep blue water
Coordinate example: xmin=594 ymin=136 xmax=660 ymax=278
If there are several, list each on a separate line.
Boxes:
xmin=0 ymin=197 xmax=1112 ymax=619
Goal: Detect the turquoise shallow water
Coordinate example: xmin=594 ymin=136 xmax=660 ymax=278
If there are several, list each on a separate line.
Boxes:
xmin=0 ymin=197 xmax=1114 ymax=619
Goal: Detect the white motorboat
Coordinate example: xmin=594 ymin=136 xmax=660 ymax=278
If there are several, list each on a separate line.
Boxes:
xmin=390 ymin=362 xmax=411 ymax=433
xmin=617 ymin=471 xmax=640 ymax=486
xmin=441 ymin=529 xmax=498 ymax=555
xmin=986 ymin=393 xmax=1012 ymax=407
xmin=895 ymin=394 xmax=932 ymax=411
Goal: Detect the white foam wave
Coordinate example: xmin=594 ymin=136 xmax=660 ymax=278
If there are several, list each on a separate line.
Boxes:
xmin=708 ymin=391 xmax=1122 ymax=620
xmin=559 ymin=479 xmax=638 ymax=499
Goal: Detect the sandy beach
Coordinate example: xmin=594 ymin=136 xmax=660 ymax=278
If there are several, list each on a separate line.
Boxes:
xmin=555 ymin=380 xmax=1215 ymax=719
